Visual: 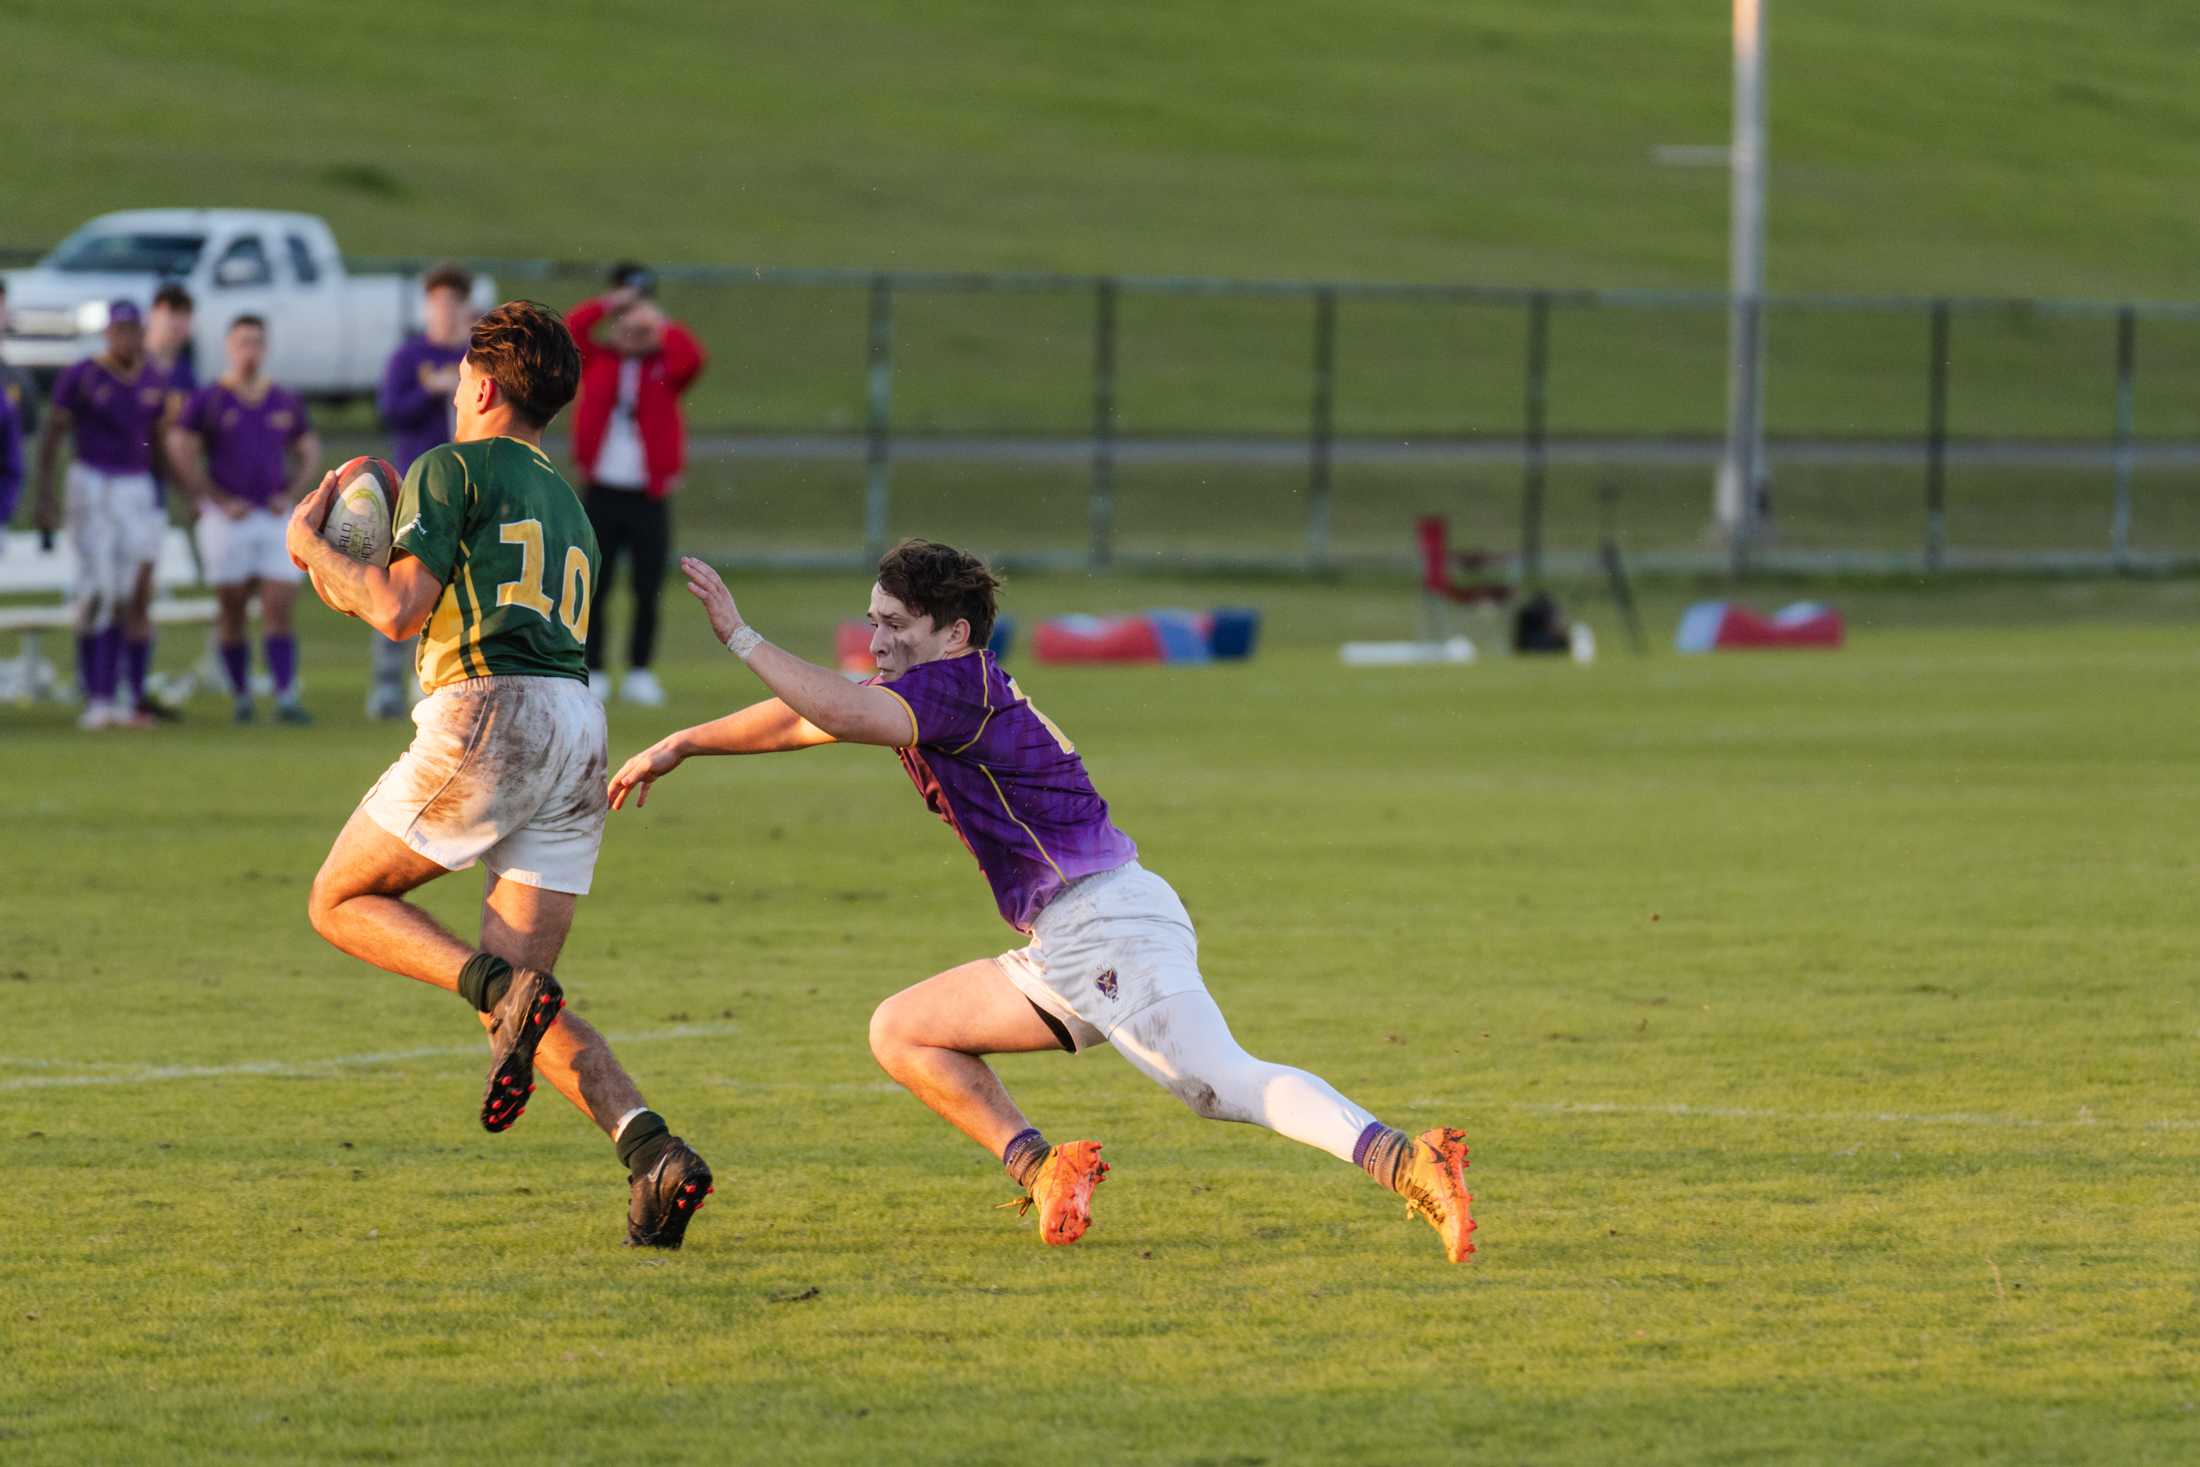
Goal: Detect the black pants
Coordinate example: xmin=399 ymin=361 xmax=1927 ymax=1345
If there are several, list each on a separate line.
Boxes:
xmin=582 ymin=485 xmax=670 ymax=671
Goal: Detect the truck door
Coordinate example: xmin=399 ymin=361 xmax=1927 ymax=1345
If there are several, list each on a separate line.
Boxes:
xmin=280 ymin=230 xmax=344 ymax=394
xmin=205 ymin=232 xmax=280 ymax=383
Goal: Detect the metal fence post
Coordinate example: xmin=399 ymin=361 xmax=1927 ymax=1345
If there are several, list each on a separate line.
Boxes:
xmin=862 ymin=275 xmax=895 ymax=560
xmin=1089 ymin=278 xmax=1118 ymax=571
xmin=1521 ymin=291 xmax=1551 ymax=585
xmin=1728 ymin=294 xmax=1763 ymax=579
xmin=2110 ymin=306 xmax=2137 ymax=570
xmin=1924 ymin=300 xmax=1951 ymax=572
xmin=1307 ymin=286 xmax=1337 ymax=567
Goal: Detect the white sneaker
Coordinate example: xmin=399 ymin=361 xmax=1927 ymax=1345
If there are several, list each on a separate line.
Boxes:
xmin=588 ymin=670 xmax=612 ymax=702
xmin=620 ymin=668 xmax=666 ymax=707
xmin=78 ymin=700 xmax=116 ymax=731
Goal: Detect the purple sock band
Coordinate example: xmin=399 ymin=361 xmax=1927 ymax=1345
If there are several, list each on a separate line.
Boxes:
xmin=1001 ymin=1126 xmax=1044 ymax=1164
xmin=264 ymin=635 xmax=296 ymax=695
xmin=124 ymin=637 xmax=151 ymax=700
xmin=219 ymin=642 xmax=251 ymax=697
xmin=1352 ymin=1120 xmax=1387 ymax=1168
xmin=91 ymin=627 xmax=124 ymax=700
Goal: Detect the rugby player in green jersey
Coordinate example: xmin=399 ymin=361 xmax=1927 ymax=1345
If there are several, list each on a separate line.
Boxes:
xmin=286 ymin=301 xmax=713 ymax=1249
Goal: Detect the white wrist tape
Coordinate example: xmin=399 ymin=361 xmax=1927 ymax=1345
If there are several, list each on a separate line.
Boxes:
xmin=726 ymin=624 xmax=765 ymax=661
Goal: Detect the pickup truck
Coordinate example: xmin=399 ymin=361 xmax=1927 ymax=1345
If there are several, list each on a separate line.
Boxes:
xmin=1 ymin=209 xmax=494 ymax=399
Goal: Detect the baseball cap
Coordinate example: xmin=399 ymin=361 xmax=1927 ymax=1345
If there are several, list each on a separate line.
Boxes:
xmin=107 ymin=299 xmax=143 ymax=325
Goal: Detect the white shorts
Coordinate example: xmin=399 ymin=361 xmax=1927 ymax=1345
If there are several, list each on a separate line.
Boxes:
xmin=995 ymin=861 xmax=1209 ymax=1054
xmin=359 ymin=675 xmax=609 ymax=894
xmin=65 ymin=465 xmax=163 ymax=613
xmin=195 ymin=506 xmax=302 ymax=587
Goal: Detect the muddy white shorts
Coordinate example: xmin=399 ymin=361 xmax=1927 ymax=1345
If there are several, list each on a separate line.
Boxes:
xmin=994 ymin=861 xmax=1209 ymax=1053
xmin=195 ymin=506 xmax=301 ymax=587
xmin=360 ymin=674 xmax=609 ymax=894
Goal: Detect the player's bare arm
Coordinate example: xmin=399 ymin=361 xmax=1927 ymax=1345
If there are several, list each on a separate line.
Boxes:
xmin=284 ymin=430 xmax=324 ymax=506
xmin=608 ymin=696 xmax=834 ymax=811
xmin=285 ymin=471 xmax=443 ymax=637
xmin=30 ymin=405 xmax=68 ymax=533
xmin=162 ymin=421 xmax=238 ymax=519
xmin=678 ymin=555 xmax=913 ymax=746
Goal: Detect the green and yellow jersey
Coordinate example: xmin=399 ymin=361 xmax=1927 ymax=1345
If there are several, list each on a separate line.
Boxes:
xmin=391 ymin=437 xmax=598 ymax=691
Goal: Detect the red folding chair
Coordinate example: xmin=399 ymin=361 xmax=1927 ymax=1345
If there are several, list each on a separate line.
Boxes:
xmin=1416 ymin=515 xmax=1513 ymax=641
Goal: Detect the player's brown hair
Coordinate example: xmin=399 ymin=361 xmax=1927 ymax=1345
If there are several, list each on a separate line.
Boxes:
xmin=875 ymin=539 xmax=1001 ymax=648
xmin=152 ymin=282 xmax=194 ymax=313
xmin=466 ymin=300 xmax=581 ymax=429
xmin=422 ymin=262 xmax=474 ymax=297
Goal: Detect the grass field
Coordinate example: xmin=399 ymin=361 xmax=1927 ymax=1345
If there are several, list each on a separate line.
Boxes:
xmin=11 ymin=1 xmax=2200 ymax=297
xmin=5 ymin=572 xmax=2198 ymax=1463
xmin=13 ymin=3 xmax=2200 ymax=568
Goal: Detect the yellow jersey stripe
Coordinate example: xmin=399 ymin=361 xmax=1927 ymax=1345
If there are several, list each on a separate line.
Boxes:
xmin=980 ymin=764 xmax=1067 ymax=885
xmin=946 ymin=650 xmax=997 ymax=755
xmin=459 ymin=557 xmax=489 ymax=679
xmin=880 ymin=686 xmax=921 ymax=747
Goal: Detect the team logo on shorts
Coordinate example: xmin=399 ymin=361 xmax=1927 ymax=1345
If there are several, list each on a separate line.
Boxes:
xmin=1094 ymin=967 xmax=1119 ymax=1000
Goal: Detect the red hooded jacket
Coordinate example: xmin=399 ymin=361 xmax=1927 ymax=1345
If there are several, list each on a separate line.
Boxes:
xmin=565 ymin=296 xmax=706 ymax=498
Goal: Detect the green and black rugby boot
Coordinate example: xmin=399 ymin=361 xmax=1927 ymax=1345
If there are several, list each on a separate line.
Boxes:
xmin=626 ymin=1139 xmax=715 ymax=1249
xmin=481 ymin=968 xmax=565 ymax=1133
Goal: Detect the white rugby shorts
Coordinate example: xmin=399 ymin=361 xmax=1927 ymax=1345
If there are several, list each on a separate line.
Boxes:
xmin=995 ymin=861 xmax=1209 ymax=1054
xmin=65 ymin=466 xmax=163 ymax=611
xmin=360 ymin=675 xmax=609 ymax=894
xmin=195 ymin=506 xmax=302 ymax=587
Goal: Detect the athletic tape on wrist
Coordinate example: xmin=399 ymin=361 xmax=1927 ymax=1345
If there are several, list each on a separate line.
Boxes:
xmin=725 ymin=625 xmax=764 ymax=661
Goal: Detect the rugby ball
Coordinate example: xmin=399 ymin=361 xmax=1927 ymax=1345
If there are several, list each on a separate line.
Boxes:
xmin=323 ymin=456 xmax=399 ymax=566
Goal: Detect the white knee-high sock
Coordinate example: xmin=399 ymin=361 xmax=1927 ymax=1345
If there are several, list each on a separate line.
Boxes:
xmin=1109 ymin=990 xmax=1377 ymax=1162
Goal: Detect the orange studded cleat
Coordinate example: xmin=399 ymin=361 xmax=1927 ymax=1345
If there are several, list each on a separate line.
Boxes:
xmin=1398 ymin=1126 xmax=1476 ymax=1263
xmin=1003 ymin=1140 xmax=1108 ymax=1246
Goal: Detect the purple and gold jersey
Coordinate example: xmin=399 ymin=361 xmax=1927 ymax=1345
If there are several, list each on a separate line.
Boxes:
xmin=182 ymin=381 xmax=310 ymax=506
xmin=0 ymin=373 xmax=21 ymax=521
xmin=379 ymin=335 xmax=467 ymax=472
xmin=877 ymin=650 xmax=1137 ymax=931
xmin=51 ymin=356 xmax=182 ymax=475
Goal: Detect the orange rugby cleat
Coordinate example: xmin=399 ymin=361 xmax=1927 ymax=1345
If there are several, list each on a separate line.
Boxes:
xmin=1003 ymin=1139 xmax=1109 ymax=1246
xmin=1398 ymin=1126 xmax=1476 ymax=1262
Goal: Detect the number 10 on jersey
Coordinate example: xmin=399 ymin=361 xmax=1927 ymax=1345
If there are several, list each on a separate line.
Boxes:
xmin=497 ymin=519 xmax=591 ymax=642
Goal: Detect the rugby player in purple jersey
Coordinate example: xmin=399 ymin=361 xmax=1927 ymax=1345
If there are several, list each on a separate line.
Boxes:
xmin=31 ymin=300 xmax=188 ymax=731
xmin=165 ymin=314 xmax=322 ymax=723
xmin=609 ymin=541 xmax=1476 ymax=1260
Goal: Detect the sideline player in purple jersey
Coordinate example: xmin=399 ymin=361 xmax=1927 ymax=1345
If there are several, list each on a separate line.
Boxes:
xmin=0 ymin=287 xmax=22 ymax=531
xmin=609 ymin=541 xmax=1476 ymax=1261
xmin=121 ymin=283 xmax=198 ymax=718
xmin=366 ymin=262 xmax=475 ymax=719
xmin=31 ymin=300 xmax=187 ymax=731
xmin=165 ymin=314 xmax=321 ymax=723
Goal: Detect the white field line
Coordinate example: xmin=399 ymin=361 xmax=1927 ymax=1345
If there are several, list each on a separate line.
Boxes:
xmin=4 ymin=1038 xmax=2195 ymax=1135
xmin=1489 ymin=1099 xmax=2200 ymax=1135
xmin=0 ymin=1022 xmax=740 ymax=1093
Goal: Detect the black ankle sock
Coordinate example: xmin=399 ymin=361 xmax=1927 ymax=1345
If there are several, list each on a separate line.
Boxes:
xmin=617 ymin=1111 xmax=672 ymax=1179
xmin=1001 ymin=1127 xmax=1051 ymax=1189
xmin=456 ymin=953 xmax=514 ymax=1014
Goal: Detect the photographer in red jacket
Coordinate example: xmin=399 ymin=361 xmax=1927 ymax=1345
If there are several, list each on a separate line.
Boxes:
xmin=567 ymin=263 xmax=706 ymax=706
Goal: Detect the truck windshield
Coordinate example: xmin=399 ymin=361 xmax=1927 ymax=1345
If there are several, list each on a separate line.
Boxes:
xmin=48 ymin=231 xmax=208 ymax=276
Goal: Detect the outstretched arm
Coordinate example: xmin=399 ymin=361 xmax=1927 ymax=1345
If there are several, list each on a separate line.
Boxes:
xmin=677 ymin=556 xmax=915 ymax=747
xmin=607 ymin=697 xmax=835 ymax=810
